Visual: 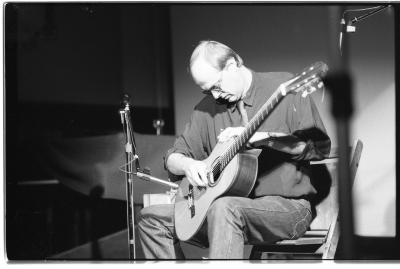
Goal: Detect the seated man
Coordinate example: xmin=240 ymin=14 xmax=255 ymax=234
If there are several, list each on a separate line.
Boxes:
xmin=137 ymin=40 xmax=331 ymax=259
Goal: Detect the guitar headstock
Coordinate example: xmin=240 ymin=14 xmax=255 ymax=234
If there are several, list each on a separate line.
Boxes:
xmin=282 ymin=62 xmax=329 ymax=98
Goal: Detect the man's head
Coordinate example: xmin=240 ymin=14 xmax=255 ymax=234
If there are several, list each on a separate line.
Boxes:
xmin=189 ymin=40 xmax=251 ymax=103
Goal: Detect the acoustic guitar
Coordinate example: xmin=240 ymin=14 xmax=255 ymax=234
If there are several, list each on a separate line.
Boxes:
xmin=174 ymin=62 xmax=329 ymax=241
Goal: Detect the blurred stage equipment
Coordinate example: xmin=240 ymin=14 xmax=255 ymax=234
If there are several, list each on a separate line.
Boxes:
xmin=119 ymin=94 xmax=178 ymax=259
xmin=153 ymin=119 xmax=165 ymax=135
xmin=325 ymin=4 xmax=391 ymax=259
xmin=339 ymin=5 xmax=392 ymax=54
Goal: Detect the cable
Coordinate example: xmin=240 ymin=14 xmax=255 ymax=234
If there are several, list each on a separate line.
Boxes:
xmin=119 ymin=157 xmax=137 ymax=174
xmin=342 ymin=5 xmax=384 ymax=17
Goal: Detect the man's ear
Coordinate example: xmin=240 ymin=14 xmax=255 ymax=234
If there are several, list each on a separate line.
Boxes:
xmin=225 ymin=57 xmax=238 ymax=70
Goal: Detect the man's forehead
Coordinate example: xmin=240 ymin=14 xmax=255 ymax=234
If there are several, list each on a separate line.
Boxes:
xmin=191 ymin=58 xmax=220 ymax=89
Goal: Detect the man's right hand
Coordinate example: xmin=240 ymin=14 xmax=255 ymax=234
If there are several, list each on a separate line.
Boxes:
xmin=182 ymin=159 xmax=210 ymax=187
xmin=166 ymin=153 xmax=212 ymax=187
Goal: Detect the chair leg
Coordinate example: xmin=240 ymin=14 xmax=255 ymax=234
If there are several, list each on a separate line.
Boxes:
xmin=249 ymin=247 xmax=262 ymax=259
xmin=322 ymin=220 xmax=340 ymax=259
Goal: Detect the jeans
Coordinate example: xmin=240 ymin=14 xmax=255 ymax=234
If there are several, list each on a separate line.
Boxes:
xmin=137 ymin=195 xmax=312 ymax=259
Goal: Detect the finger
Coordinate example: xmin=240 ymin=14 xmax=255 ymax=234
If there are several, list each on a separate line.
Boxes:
xmin=208 ymin=171 xmax=214 ymax=184
xmin=189 ymin=174 xmax=203 ymax=187
xmin=222 ymin=128 xmax=236 ymax=141
xmin=198 ymin=169 xmax=209 ymax=186
xmin=186 ymin=175 xmax=198 ymax=187
xmin=190 ymin=169 xmax=206 ymax=187
xmin=269 ymin=132 xmax=288 ymax=137
xmin=218 ymin=130 xmax=228 ymax=142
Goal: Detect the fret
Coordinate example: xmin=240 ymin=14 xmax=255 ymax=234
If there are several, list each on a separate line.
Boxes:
xmin=250 ymin=122 xmax=256 ymax=133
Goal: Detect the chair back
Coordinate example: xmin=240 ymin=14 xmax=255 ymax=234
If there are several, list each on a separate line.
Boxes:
xmin=309 ymin=140 xmax=363 ymax=230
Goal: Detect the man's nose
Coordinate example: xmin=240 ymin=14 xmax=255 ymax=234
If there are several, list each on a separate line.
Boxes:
xmin=212 ymin=91 xmax=222 ymax=99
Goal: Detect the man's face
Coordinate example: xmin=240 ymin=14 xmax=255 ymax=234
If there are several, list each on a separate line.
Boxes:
xmin=191 ymin=57 xmax=245 ymax=103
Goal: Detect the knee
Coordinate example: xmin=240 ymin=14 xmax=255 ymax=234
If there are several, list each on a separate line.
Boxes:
xmin=137 ymin=206 xmax=161 ymax=231
xmin=137 ymin=208 xmax=151 ymax=231
xmin=208 ymin=197 xmax=240 ymax=222
xmin=137 ymin=204 xmax=174 ymax=233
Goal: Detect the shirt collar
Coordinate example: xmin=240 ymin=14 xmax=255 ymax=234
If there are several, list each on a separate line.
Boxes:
xmin=229 ymin=69 xmax=256 ymax=112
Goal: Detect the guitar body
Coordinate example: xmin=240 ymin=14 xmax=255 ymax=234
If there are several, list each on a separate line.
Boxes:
xmin=174 ymin=140 xmax=259 ymax=241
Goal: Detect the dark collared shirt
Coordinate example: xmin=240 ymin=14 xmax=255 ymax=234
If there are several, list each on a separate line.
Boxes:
xmin=165 ymin=70 xmax=331 ymax=198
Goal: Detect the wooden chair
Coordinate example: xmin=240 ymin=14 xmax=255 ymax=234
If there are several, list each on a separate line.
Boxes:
xmin=249 ymin=140 xmax=363 ymax=259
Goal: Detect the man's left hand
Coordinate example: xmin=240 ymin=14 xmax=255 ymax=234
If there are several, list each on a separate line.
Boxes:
xmin=217 ymin=127 xmax=246 ymax=143
xmin=218 ymin=127 xmax=289 ymax=144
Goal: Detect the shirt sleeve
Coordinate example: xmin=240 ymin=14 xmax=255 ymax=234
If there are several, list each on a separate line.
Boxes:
xmin=287 ymin=91 xmax=331 ymax=161
xmin=164 ymin=108 xmax=209 ymax=181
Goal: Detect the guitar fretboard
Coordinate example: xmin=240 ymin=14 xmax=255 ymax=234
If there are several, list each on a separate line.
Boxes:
xmin=212 ymin=89 xmax=285 ymax=176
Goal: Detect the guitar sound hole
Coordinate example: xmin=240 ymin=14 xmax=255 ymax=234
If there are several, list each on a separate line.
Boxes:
xmin=208 ymin=170 xmax=221 ymax=187
xmin=208 ymin=159 xmax=222 ymax=186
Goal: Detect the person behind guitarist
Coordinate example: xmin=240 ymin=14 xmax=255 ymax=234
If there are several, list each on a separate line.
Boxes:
xmin=137 ymin=40 xmax=331 ymax=259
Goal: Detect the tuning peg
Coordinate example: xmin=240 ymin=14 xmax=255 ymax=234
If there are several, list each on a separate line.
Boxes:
xmin=302 ymin=86 xmax=317 ymax=98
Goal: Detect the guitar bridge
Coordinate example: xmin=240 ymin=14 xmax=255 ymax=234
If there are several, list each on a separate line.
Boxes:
xmin=188 ymin=185 xmax=195 ymax=218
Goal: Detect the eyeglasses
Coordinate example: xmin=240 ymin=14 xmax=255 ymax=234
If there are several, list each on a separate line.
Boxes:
xmin=201 ymin=85 xmax=224 ymax=96
xmin=201 ymin=69 xmax=225 ymax=96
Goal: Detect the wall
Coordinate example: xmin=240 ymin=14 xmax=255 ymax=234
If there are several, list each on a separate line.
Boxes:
xmin=169 ymin=4 xmax=395 ymax=236
xmin=120 ymin=5 xmax=172 ymax=109
xmin=12 ymin=4 xmax=175 ymax=135
xmin=17 ymin=4 xmax=122 ymax=105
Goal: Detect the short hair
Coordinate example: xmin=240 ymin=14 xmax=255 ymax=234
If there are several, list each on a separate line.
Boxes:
xmin=189 ymin=40 xmax=243 ymax=72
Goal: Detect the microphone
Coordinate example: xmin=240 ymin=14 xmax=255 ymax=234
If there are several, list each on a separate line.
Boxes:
xmin=339 ymin=18 xmax=346 ymax=53
xmin=339 ymin=19 xmax=356 ymax=54
xmin=122 ymin=93 xmax=131 ymax=107
xmin=119 ymin=93 xmax=131 ymax=124
xmin=135 ymin=170 xmax=179 ymax=189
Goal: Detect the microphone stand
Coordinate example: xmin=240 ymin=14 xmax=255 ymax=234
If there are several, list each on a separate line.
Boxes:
xmin=119 ymin=98 xmax=138 ymax=260
xmin=119 ymin=95 xmax=179 ymax=260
